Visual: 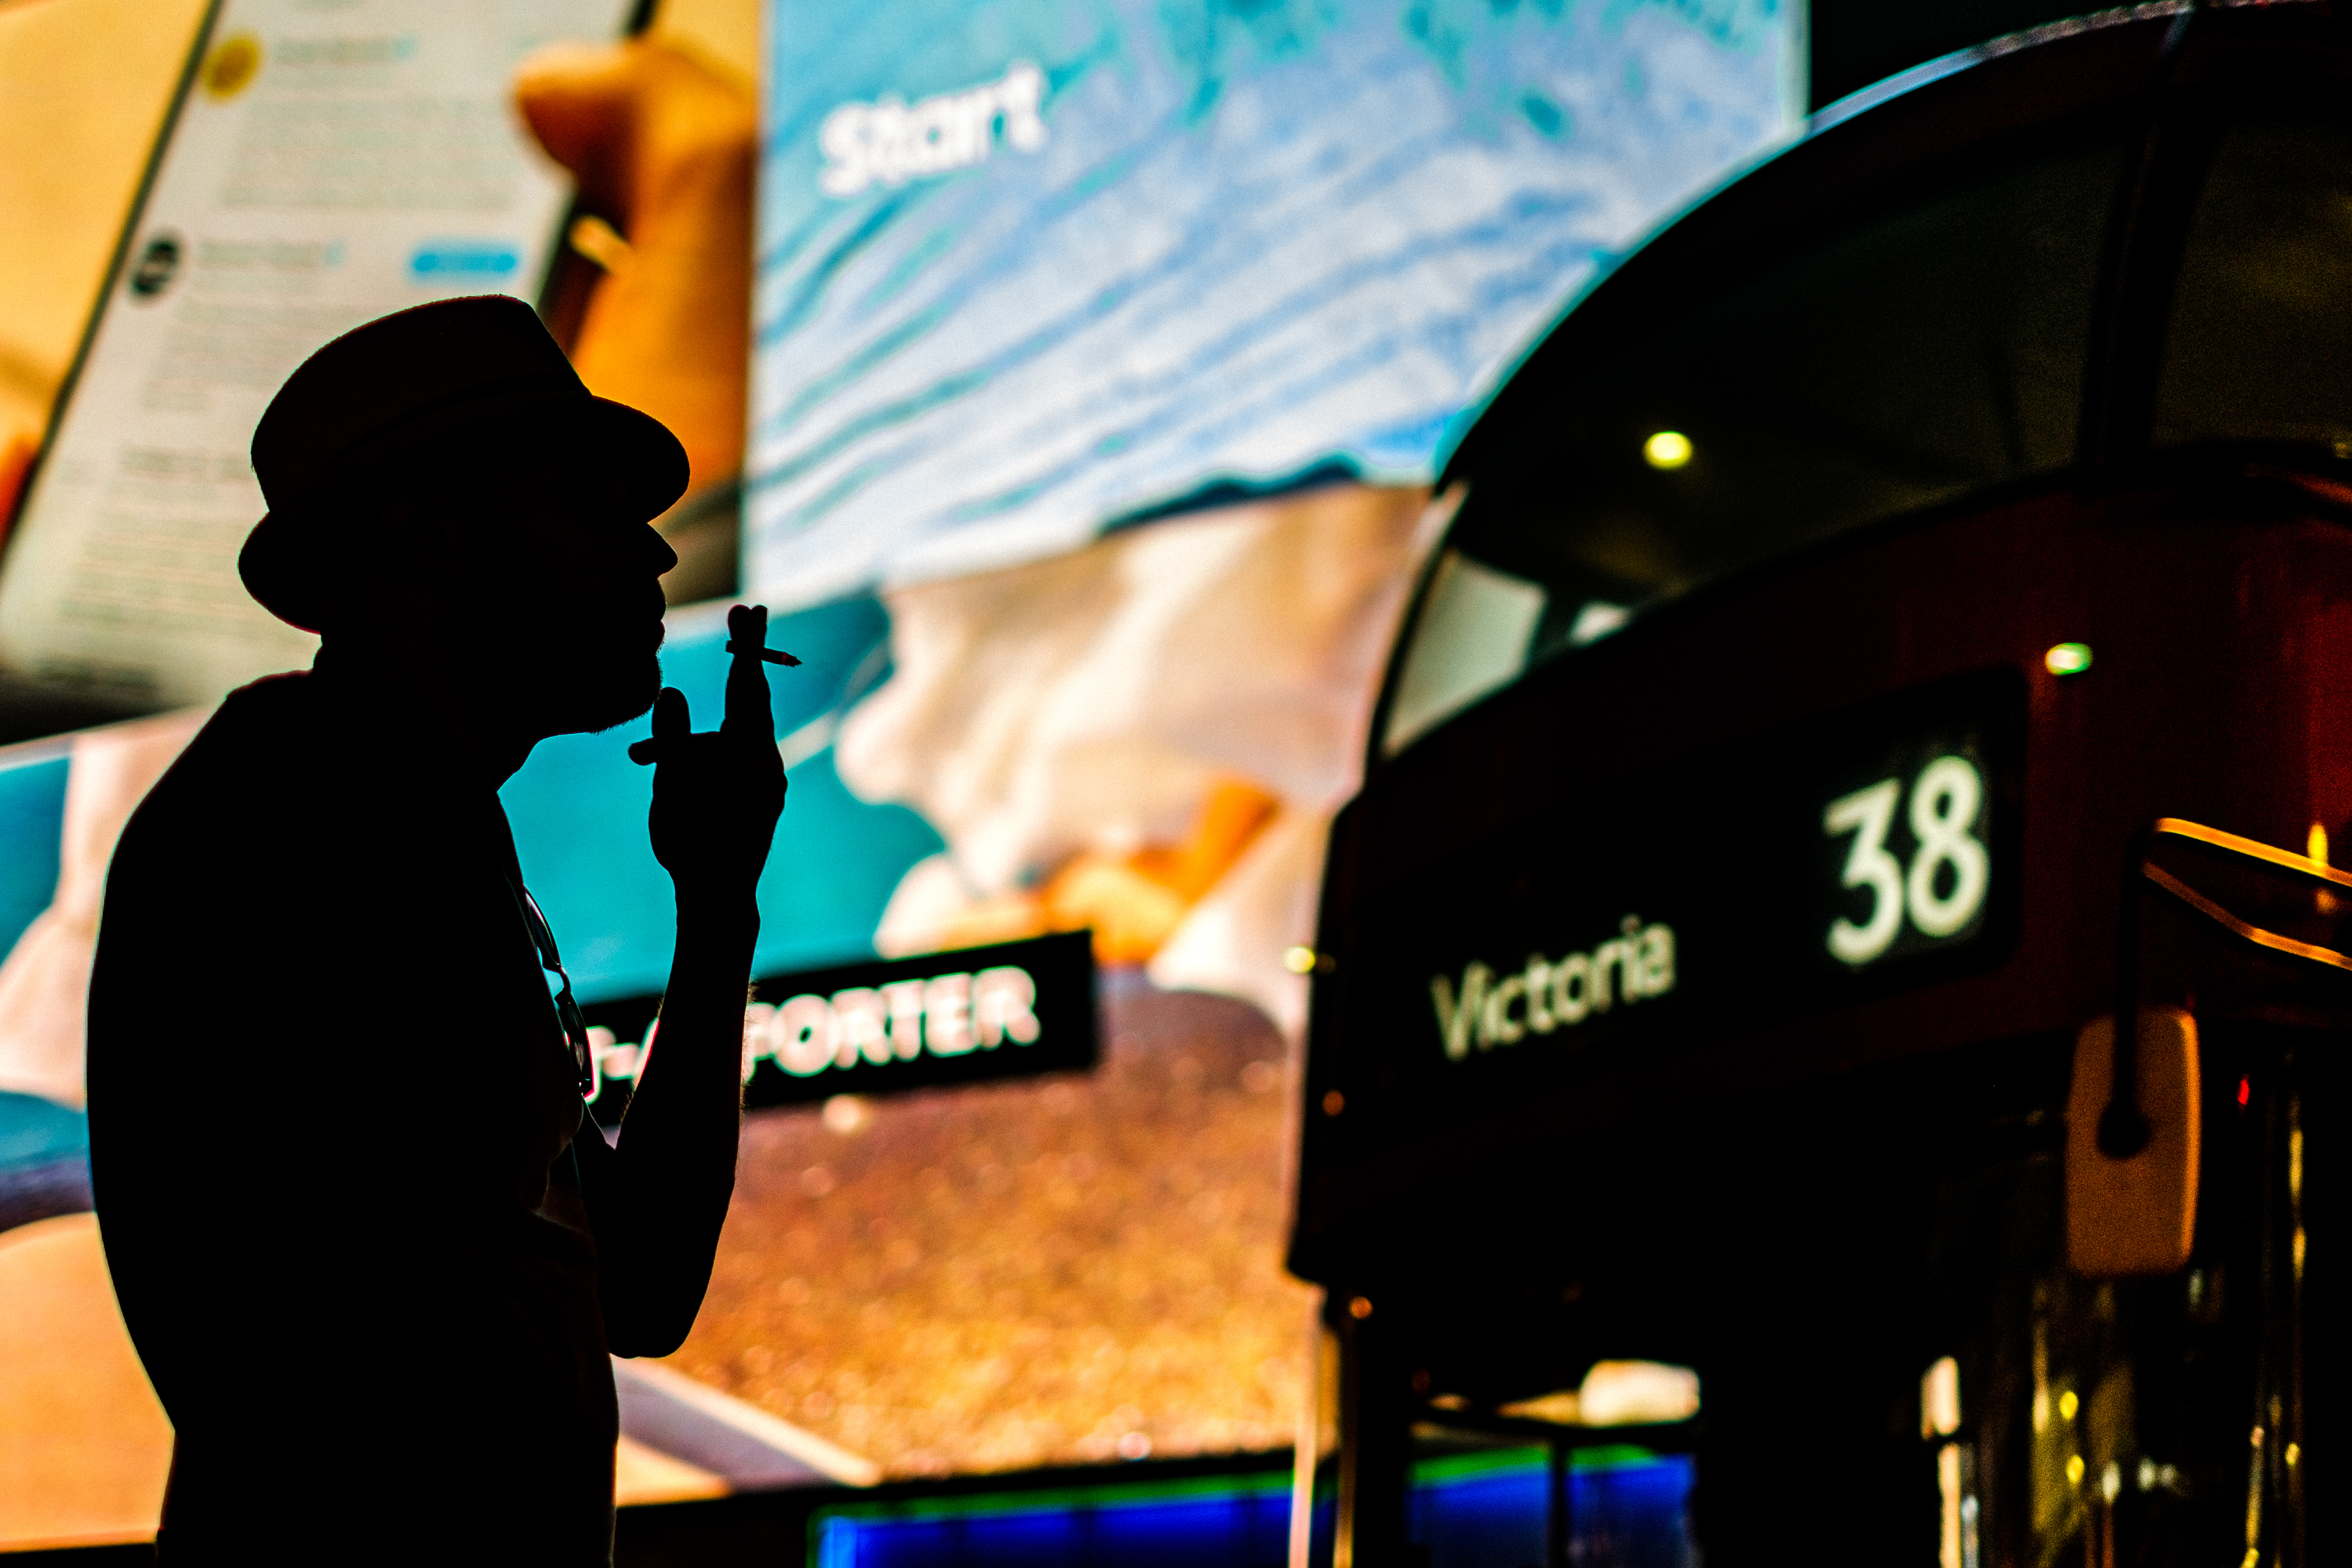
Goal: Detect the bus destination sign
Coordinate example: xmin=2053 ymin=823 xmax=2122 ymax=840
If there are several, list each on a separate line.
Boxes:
xmin=1339 ymin=669 xmax=2022 ymax=1096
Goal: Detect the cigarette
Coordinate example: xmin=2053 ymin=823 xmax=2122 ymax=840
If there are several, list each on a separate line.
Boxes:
xmin=725 ymin=641 xmax=801 ymax=666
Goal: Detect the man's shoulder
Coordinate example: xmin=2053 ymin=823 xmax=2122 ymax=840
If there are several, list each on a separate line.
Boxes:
xmin=95 ymin=677 xmax=340 ymax=986
xmin=144 ymin=672 xmax=319 ymax=795
xmin=123 ymin=671 xmax=362 ymax=848
xmin=131 ymin=668 xmax=492 ymax=869
xmin=208 ymin=668 xmax=331 ymax=741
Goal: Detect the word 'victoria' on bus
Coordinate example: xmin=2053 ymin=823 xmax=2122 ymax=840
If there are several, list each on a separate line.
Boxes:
xmin=1430 ymin=916 xmax=1677 ymax=1061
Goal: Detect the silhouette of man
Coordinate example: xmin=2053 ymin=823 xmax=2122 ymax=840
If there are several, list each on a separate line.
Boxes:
xmin=85 ymin=297 xmax=785 ymax=1564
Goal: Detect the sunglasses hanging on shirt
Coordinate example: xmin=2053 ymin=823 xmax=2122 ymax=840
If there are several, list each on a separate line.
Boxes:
xmin=511 ymin=878 xmax=599 ymax=1101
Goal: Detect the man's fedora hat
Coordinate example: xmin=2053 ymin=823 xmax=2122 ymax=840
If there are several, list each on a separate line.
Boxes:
xmin=238 ymin=295 xmax=690 ymax=631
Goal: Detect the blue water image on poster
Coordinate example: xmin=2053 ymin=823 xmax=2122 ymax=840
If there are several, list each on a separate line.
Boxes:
xmin=748 ymin=0 xmax=1797 ymax=608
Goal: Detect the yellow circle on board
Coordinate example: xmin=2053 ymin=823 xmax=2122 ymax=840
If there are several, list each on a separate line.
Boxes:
xmin=1643 ymin=430 xmax=1692 ymax=470
xmin=202 ymin=34 xmax=263 ymax=101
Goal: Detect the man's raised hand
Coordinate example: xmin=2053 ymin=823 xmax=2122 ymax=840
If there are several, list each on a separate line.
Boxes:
xmin=628 ymin=604 xmax=788 ymax=907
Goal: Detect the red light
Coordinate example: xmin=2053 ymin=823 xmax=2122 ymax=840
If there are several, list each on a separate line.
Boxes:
xmin=2238 ymin=1078 xmax=2251 ymax=1107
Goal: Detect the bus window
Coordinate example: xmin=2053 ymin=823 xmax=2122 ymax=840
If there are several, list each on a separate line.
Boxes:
xmin=1382 ymin=134 xmax=2122 ymax=756
xmin=1384 ymin=549 xmax=1549 ymax=753
xmin=2153 ymin=114 xmax=2352 ymax=457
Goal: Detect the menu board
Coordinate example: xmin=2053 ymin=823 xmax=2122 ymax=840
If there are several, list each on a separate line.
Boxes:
xmin=0 ymin=0 xmax=636 ymax=709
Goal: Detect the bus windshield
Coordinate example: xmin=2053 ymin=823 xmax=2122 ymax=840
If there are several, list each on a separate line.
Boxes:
xmin=2154 ymin=111 xmax=2352 ymax=457
xmin=1382 ymin=131 xmax=2124 ymax=755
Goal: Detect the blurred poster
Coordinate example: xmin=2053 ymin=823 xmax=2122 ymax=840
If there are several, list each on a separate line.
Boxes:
xmin=748 ymin=0 xmax=1798 ymax=606
xmin=0 ymin=0 xmax=636 ymax=709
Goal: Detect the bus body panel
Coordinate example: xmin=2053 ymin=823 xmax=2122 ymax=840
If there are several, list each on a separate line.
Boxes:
xmin=1300 ymin=488 xmax=2352 ymax=1273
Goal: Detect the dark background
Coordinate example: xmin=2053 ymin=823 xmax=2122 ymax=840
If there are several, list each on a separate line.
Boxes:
xmin=1809 ymin=0 xmax=2094 ymax=110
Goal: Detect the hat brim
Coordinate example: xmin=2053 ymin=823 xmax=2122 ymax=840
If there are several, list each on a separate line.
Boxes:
xmin=240 ymin=388 xmax=690 ymax=633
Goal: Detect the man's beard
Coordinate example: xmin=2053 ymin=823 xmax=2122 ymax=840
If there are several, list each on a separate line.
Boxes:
xmin=459 ymin=583 xmax=667 ymax=738
xmin=563 ymin=648 xmax=664 ymax=736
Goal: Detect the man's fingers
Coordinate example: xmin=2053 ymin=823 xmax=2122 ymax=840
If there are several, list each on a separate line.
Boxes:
xmin=628 ymin=686 xmax=692 ymax=764
xmin=627 ymin=613 xmax=787 ymax=765
xmin=723 ymin=604 xmax=777 ymax=744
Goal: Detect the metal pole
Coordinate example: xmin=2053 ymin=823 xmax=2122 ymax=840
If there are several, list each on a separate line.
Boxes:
xmin=1290 ymin=1295 xmax=1328 ymax=1568
xmin=1334 ymin=1297 xmax=1411 ymax=1568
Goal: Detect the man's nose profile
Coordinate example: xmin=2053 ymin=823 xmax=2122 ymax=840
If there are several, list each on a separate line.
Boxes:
xmin=84 ymin=295 xmax=787 ymax=1565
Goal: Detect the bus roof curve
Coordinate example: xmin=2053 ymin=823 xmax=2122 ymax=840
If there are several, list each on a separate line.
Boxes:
xmin=1436 ymin=1 xmax=2206 ymax=491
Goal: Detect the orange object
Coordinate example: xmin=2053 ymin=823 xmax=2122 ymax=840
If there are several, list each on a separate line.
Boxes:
xmin=1042 ymin=780 xmax=1280 ymax=963
xmin=1129 ymin=780 xmax=1280 ymax=904
xmin=2066 ymin=1008 xmax=2201 ymax=1278
xmin=0 ymin=1215 xmax=173 ymax=1552
xmin=921 ymin=778 xmax=1283 ymax=965
xmin=514 ymin=38 xmax=755 ymax=499
xmin=0 ymin=433 xmax=34 ymax=548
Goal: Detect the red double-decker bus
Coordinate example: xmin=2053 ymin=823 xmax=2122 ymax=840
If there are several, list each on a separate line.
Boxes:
xmin=1292 ymin=6 xmax=2352 ymax=1564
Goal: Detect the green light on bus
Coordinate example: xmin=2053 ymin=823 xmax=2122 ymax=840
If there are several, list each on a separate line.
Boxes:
xmin=2045 ymin=642 xmax=2093 ymax=676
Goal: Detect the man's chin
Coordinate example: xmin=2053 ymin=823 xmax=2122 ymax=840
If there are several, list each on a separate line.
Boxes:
xmin=570 ymin=661 xmax=663 ymax=737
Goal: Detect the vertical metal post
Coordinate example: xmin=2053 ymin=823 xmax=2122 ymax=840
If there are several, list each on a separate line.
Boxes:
xmin=1291 ymin=1296 xmax=1330 ymax=1568
xmin=1335 ymin=1298 xmax=1412 ymax=1568
xmin=1547 ymin=1439 xmax=1572 ymax=1568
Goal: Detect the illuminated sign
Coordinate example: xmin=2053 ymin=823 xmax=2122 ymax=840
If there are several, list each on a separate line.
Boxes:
xmin=1422 ymin=745 xmax=1992 ymax=1064
xmin=818 ymin=62 xmax=1049 ymax=197
xmin=584 ymin=930 xmax=1095 ymax=1110
xmin=1432 ymin=919 xmax=1677 ymax=1062
xmin=751 ymin=963 xmax=1042 ymax=1075
xmin=1330 ymin=670 xmax=2021 ymax=1101
xmin=1822 ymin=756 xmax=1990 ymax=966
